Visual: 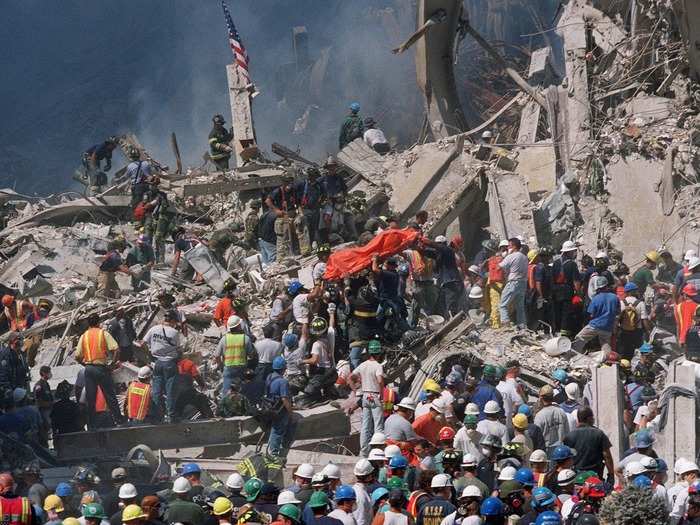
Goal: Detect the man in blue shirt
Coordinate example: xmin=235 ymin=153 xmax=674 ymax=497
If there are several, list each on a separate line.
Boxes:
xmin=266 ymin=357 xmax=296 ymax=457
xmin=124 ymin=147 xmax=152 ymax=206
xmin=571 ymin=276 xmax=620 ymax=357
xmin=470 ymin=365 xmax=504 ymax=421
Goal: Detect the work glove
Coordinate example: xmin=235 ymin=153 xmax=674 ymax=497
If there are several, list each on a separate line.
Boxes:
xmin=327 ymin=302 xmax=337 ymax=314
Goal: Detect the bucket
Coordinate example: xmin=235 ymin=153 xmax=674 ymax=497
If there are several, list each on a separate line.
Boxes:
xmin=425 ymin=315 xmax=445 ymax=331
xmin=544 ymin=336 xmax=571 ymax=356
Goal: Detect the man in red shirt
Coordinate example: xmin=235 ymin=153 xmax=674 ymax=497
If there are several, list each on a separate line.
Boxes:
xmin=412 ymin=399 xmax=448 ymax=445
xmin=173 ymin=358 xmax=213 ymax=420
xmin=676 ymin=284 xmax=700 ymax=347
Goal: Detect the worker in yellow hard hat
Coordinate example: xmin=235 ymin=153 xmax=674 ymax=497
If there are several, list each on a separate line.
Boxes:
xmin=121 ymin=504 xmax=147 ymax=525
xmin=44 ymin=494 xmax=65 ymax=524
xmin=630 ymin=250 xmax=660 ymax=295
xmin=413 ymin=379 xmax=442 ymax=418
xmin=212 ymin=497 xmax=234 ymax=522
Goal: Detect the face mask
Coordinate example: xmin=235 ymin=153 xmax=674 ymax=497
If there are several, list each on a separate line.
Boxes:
xmin=481 ymin=447 xmax=492 ymax=457
xmin=466 ymin=428 xmax=476 ymax=436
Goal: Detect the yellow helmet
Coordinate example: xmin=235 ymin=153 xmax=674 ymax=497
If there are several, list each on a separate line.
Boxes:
xmin=527 ymin=249 xmax=539 ymax=263
xmin=122 ymin=505 xmax=147 ymax=522
xmin=44 ymin=495 xmax=64 ymax=513
xmin=645 ymin=250 xmax=660 ymax=264
xmin=423 ymin=379 xmax=441 ymax=395
xmin=213 ymin=497 xmax=234 ymax=516
xmin=63 ymin=519 xmax=81 ymax=525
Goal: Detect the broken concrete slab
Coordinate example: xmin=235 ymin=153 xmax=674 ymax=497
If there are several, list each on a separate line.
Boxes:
xmin=589 ymin=364 xmax=626 ymax=461
xmin=179 ymin=169 xmax=287 ymax=198
xmin=337 ymin=139 xmax=387 ymax=187
xmin=5 ymin=196 xmax=133 ymax=230
xmin=486 ymin=171 xmax=537 ymax=241
xmin=624 ymin=94 xmax=674 ymax=123
xmin=516 ymin=143 xmax=557 ymax=197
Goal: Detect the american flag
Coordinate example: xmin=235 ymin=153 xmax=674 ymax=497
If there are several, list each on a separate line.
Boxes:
xmin=221 ymin=1 xmax=250 ymax=83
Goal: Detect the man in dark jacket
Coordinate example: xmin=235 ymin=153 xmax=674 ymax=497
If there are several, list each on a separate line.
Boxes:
xmin=0 ymin=332 xmax=29 ymax=392
xmin=208 ymin=114 xmax=234 ymax=171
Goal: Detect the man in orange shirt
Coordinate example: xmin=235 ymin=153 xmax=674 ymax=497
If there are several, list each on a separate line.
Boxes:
xmin=675 ymin=284 xmax=700 ymax=347
xmin=213 ymin=289 xmax=236 ymax=328
xmin=173 ymin=357 xmax=213 ymax=419
xmin=412 ymin=399 xmax=448 ymax=445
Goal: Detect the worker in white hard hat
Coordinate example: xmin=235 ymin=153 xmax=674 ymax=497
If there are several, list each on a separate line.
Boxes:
xmin=215 ymin=314 xmax=254 ymax=402
xmin=551 ymin=240 xmax=582 ymax=337
xmin=124 ymin=366 xmax=157 ymax=424
xmin=225 ymin=472 xmax=246 ymax=508
xmin=287 ymin=463 xmax=315 ymax=506
xmin=352 ymin=459 xmax=375 ymax=525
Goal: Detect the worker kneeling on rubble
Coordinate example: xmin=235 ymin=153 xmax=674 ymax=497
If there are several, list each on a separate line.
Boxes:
xmin=124 ymin=366 xmax=157 ymax=425
xmin=301 ymin=305 xmax=339 ymax=405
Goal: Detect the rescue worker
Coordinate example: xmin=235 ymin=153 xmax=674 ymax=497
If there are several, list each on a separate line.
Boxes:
xmin=362 ymin=117 xmax=390 ymax=155
xmin=295 ymin=167 xmax=325 ymax=246
xmin=266 ymin=356 xmax=296 ymax=457
xmin=0 ymin=332 xmax=29 ymax=392
xmin=0 ymin=472 xmax=37 ymax=525
xmin=485 ymin=241 xmax=507 ymax=328
xmin=350 ymin=340 xmax=385 ymax=457
xmin=82 ymin=137 xmax=118 ymax=191
xmin=211 ymin=497 xmax=234 ymax=525
xmin=302 ymin=306 xmax=339 ymax=403
xmin=164 ymin=478 xmax=204 ymax=525
xmin=2 ymin=295 xmax=37 ymax=332
xmin=125 ymin=235 xmax=155 ymax=292
xmin=125 ymin=147 xmax=151 ymax=207
xmin=74 ymin=313 xmax=125 ymax=429
xmin=144 ymin=176 xmax=173 ymax=263
xmin=676 ymin=284 xmax=700 ymax=348
xmin=416 ymin=474 xmax=455 ymax=525
xmin=97 ymin=241 xmax=131 ymax=299
xmin=244 ymin=200 xmax=262 ymax=249
xmin=105 ymin=307 xmax=137 ymax=363
xmin=313 ymin=244 xmax=331 ymax=285
xmin=213 ymin=286 xmax=238 ymax=328
xmin=124 ymin=366 xmax=156 ymax=425
xmin=121 ymin=505 xmax=148 ymax=525
xmin=339 ymin=102 xmax=364 ymax=149
xmin=551 ymin=240 xmax=582 ymax=337
xmin=216 ymin=315 xmax=255 ymax=401
xmin=209 ymin=114 xmax=234 ymax=171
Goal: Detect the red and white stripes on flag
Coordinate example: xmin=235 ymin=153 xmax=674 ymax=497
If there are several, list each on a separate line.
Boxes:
xmin=221 ymin=1 xmax=250 ymax=83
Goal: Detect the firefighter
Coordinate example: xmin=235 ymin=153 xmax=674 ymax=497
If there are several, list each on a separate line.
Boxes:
xmin=124 ymin=367 xmax=157 ymax=425
xmin=209 ymin=114 xmax=234 ymax=171
xmin=74 ymin=313 xmax=125 ymax=429
xmin=2 ymin=295 xmax=37 ymax=332
xmin=0 ymin=472 xmax=36 ymax=525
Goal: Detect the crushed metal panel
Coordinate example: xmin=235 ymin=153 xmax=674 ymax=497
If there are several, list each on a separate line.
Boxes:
xmin=183 ymin=243 xmax=232 ymax=293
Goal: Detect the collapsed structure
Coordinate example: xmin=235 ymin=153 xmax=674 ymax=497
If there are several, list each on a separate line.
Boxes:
xmin=1 ymin=0 xmax=699 ymax=486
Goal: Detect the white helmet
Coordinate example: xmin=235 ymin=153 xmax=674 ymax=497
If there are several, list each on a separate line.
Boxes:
xmin=430 ymin=399 xmax=446 ymax=414
xmin=369 ymin=432 xmax=386 ymax=446
xmin=468 ymin=286 xmax=484 ymax=299
xmin=461 ymin=454 xmax=478 ymax=467
xmin=354 ymin=459 xmax=374 ymax=477
xmin=384 ymin=444 xmax=401 ymax=459
xmin=593 ymin=275 xmax=609 ymax=290
xmin=529 ymin=450 xmax=548 ymax=463
xmin=294 ymin=463 xmax=315 ymax=479
xmin=689 ymin=257 xmax=700 ymax=271
xmin=226 ymin=472 xmax=244 ymax=490
xmin=431 ymin=473 xmax=452 ymax=488
xmin=499 ymin=239 xmax=509 ymax=248
xmin=561 ymin=240 xmax=577 ymax=253
xmin=321 ymin=463 xmax=341 ymax=480
xmin=498 ymin=466 xmax=516 ymax=481
xmin=435 ymin=235 xmax=447 ymax=244
xmin=118 ymin=483 xmax=137 ymax=499
xmin=396 ymin=397 xmax=416 ymax=411
xmin=484 ymin=400 xmax=500 ymax=414
xmin=624 ymin=461 xmax=646 ymax=478
xmin=277 ymin=490 xmax=302 ymax=505
xmin=461 ymin=485 xmax=482 ymax=498
xmin=172 ymin=477 xmax=191 ymax=494
xmin=368 ymin=449 xmax=386 ymax=461
xmin=685 ymin=250 xmax=697 ymax=262
xmin=564 ymin=383 xmax=580 ymax=400
xmin=594 ymin=251 xmax=608 ymax=260
xmin=639 ymin=456 xmax=657 ymax=471
xmin=137 ymin=366 xmax=152 ymax=380
xmin=557 ymin=469 xmax=577 ymax=485
xmin=465 ymin=403 xmax=480 ymax=416
xmin=227 ymin=315 xmax=243 ymax=330
xmin=311 ymin=473 xmax=328 ymax=485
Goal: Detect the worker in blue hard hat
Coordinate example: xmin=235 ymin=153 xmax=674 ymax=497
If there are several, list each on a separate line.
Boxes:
xmin=180 ymin=463 xmax=204 ymax=497
xmin=339 ymin=102 xmax=364 ymax=149
xmin=267 ymin=356 xmax=296 ymax=458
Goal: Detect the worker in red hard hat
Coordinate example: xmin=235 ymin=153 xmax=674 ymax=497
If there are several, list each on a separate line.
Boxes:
xmin=0 ymin=472 xmax=36 ymax=525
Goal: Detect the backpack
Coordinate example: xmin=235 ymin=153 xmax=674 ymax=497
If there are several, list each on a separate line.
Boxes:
xmin=620 ymin=299 xmax=640 ymax=331
xmin=252 ymin=375 xmax=285 ymax=426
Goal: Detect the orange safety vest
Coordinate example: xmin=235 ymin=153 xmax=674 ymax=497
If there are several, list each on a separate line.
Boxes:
xmin=406 ymin=490 xmax=428 ymax=518
xmin=487 ymin=256 xmax=504 ymax=284
xmin=126 ymin=381 xmax=151 ymax=420
xmin=82 ymin=327 xmax=108 ymax=364
xmin=0 ymin=496 xmax=31 ymax=525
xmin=535 ymin=472 xmax=547 ymax=487
xmin=3 ymin=301 xmax=35 ymax=332
xmin=382 ymin=387 xmax=396 ymax=418
xmin=675 ymin=300 xmax=698 ymax=344
xmin=527 ymin=263 xmax=537 ymax=290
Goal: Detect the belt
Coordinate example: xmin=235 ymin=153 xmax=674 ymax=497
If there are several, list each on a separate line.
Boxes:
xmin=354 ymin=310 xmax=377 ymax=318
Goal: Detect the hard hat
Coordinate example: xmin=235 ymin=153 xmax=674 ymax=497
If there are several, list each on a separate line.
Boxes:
xmin=371 ymin=487 xmax=389 ymax=504
xmin=172 ymin=477 xmax=191 ymax=494
xmin=645 ymin=250 xmax=660 ymax=263
xmin=44 ymin=495 xmax=65 ymax=513
xmin=480 ymin=497 xmax=504 ymax=516
xmin=1 ymin=295 xmax=14 ymax=307
xmin=311 ymin=472 xmax=329 ymax=486
xmin=310 ymin=316 xmax=328 ymax=335
xmin=435 ymin=235 xmax=447 ymax=244
xmin=243 ymin=477 xmax=263 ymax=502
xmin=384 ymin=444 xmax=401 ymax=458
xmin=446 ymin=373 xmax=463 ymax=388
xmin=481 ymin=130 xmax=493 ymax=139
xmin=389 ymin=455 xmax=408 ymax=469
xmin=518 ymin=404 xmax=531 ymax=416
xmin=438 ymin=427 xmax=455 ymax=441
xmin=118 ymin=483 xmax=138 ymax=499
xmin=463 ymin=414 xmax=477 ymax=428
xmin=137 ymin=366 xmax=152 ymax=380
xmin=55 ymin=482 xmax=73 ymax=497
xmin=498 ymin=466 xmax=517 ymax=481
xmin=574 ymin=471 xmax=598 ymax=486
xmin=484 ymin=400 xmax=500 ymax=414
xmin=635 ymin=430 xmax=655 ymax=448
xmin=467 ymin=264 xmax=480 ymax=275
xmin=515 ymin=467 xmax=535 ymax=487
xmin=560 ymin=240 xmax=577 ymax=253
xmin=557 ymin=469 xmax=577 ymax=486
xmin=321 ymin=463 xmax=341 ymax=480
xmin=82 ymin=503 xmax=107 ymax=520
xmin=690 ymin=257 xmax=700 ymax=271
xmin=309 ymin=491 xmax=329 ymax=509
xmin=639 ymin=342 xmax=654 ymax=354
xmin=498 ymin=239 xmax=509 ymax=248
xmin=226 ymin=472 xmax=244 ymax=490
xmin=283 ymin=332 xmax=299 ymax=349
xmin=527 ymin=250 xmax=539 ymax=263
xmin=632 ymin=475 xmax=652 ymax=489
xmin=294 ymin=463 xmax=314 ymax=479
xmin=396 ymin=397 xmax=416 ymax=411
xmin=512 ymin=414 xmax=529 ymax=430
xmin=656 ymin=458 xmax=668 ymax=473
xmin=277 ymin=490 xmax=302 ymax=505
xmin=639 ymin=456 xmax=658 ymax=471
xmin=552 ymin=369 xmax=568 ymax=382
xmin=593 ymin=275 xmax=609 ymax=290
xmin=465 ymin=403 xmax=480 ymax=416
xmin=334 ymin=485 xmax=356 ymax=501
xmin=278 ymin=503 xmax=302 ymax=523
xmin=685 ymin=250 xmax=698 ymax=261
xmin=369 ymin=432 xmax=386 ymax=445
xmin=423 ymin=379 xmax=441 ymax=394
xmin=354 ymin=458 xmax=374 ymax=477
xmin=272 ymin=356 xmax=287 ymax=371
xmin=367 ymin=340 xmax=382 ymax=355
xmin=531 ymin=487 xmax=556 ymax=508
xmin=623 ymin=282 xmax=638 ymax=293
xmin=368 ymin=449 xmax=385 ymax=462
xmin=479 ymin=434 xmax=502 ymax=449
xmin=386 ymin=476 xmax=406 ymax=491
xmin=227 ymin=315 xmax=242 ymax=330
xmin=430 ymin=473 xmax=452 ymax=488
xmin=429 ymin=399 xmax=445 ymax=414
xmin=287 ymin=280 xmax=304 ymax=295
xmin=460 ymin=485 xmax=482 ymax=499
xmin=212 ymin=114 xmax=226 ymax=124
xmin=181 ymin=463 xmax=201 ymax=476
xmin=677 ymin=460 xmax=700 ymax=475
xmin=349 ymin=102 xmax=361 ymax=113
xmin=624 ymin=462 xmax=646 ymax=478
xmin=564 ymin=382 xmax=580 ymax=400
xmin=64 ymin=519 xmax=81 ymax=525
xmin=128 ymin=147 xmax=140 ymax=161
xmin=461 ymin=453 xmax=478 ymax=467
xmin=122 ymin=504 xmax=147 ymax=522
xmin=535 ymin=511 xmax=562 ymax=525
xmin=529 ymin=449 xmax=548 ymax=463
xmin=551 ymin=445 xmax=576 ymax=462
xmin=468 ymin=286 xmax=484 ymax=299
xmin=210 ymin=497 xmax=232 ymax=516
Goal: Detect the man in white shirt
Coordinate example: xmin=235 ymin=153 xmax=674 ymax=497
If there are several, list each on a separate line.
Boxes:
xmin=302 ymin=305 xmax=338 ymax=402
xmin=453 ymin=414 xmax=484 ymax=463
xmin=351 ymin=340 xmax=385 ymax=457
xmin=498 ymin=237 xmax=529 ymax=328
xmin=669 ymin=459 xmax=700 ymax=524
xmin=352 ymin=459 xmax=374 ymax=525
xmin=362 ymin=118 xmax=390 ymax=155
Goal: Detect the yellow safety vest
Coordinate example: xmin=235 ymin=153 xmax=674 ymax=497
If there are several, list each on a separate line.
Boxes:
xmin=224 ymin=333 xmax=246 ymax=367
xmin=127 ymin=381 xmax=151 ymax=420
